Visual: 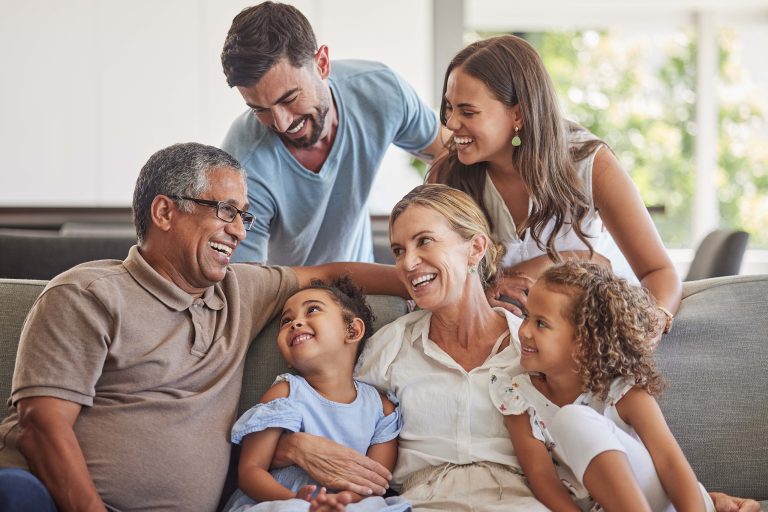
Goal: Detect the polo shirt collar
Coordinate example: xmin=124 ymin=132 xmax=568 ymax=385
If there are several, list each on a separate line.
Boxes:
xmin=123 ymin=246 xmax=225 ymax=312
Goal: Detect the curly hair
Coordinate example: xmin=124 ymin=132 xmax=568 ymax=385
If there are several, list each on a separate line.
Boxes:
xmin=539 ymin=261 xmax=664 ymax=400
xmin=293 ymin=275 xmax=376 ymax=361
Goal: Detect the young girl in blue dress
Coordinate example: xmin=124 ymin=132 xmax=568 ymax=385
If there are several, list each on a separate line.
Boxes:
xmin=490 ymin=261 xmax=714 ymax=511
xmin=224 ymin=276 xmax=408 ymax=512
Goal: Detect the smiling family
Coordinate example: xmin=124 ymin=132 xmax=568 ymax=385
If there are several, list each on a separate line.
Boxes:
xmin=0 ymin=2 xmax=758 ymax=512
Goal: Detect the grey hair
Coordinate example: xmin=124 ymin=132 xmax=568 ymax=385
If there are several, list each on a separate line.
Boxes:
xmin=132 ymin=142 xmax=244 ymax=243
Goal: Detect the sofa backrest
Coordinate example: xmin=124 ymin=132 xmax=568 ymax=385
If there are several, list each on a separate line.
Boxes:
xmin=656 ymin=274 xmax=768 ymax=499
xmin=0 ymin=230 xmax=136 ymax=280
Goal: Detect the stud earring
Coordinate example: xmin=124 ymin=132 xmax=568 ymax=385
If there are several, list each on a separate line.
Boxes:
xmin=468 ymin=264 xmax=477 ymax=275
xmin=511 ymin=126 xmax=521 ymax=147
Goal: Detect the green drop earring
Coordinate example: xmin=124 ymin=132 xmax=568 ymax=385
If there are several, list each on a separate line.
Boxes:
xmin=511 ymin=126 xmax=522 ymax=147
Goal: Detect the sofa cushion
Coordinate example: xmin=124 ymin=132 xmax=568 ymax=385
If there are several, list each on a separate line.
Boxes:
xmin=658 ymin=274 xmax=768 ymax=499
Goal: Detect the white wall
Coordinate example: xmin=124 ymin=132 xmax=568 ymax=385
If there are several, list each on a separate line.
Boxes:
xmin=0 ymin=0 xmax=432 ymax=212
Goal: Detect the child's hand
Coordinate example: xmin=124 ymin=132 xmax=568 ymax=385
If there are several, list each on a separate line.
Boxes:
xmin=296 ymin=484 xmax=318 ymax=502
xmin=308 ymin=487 xmax=353 ymax=512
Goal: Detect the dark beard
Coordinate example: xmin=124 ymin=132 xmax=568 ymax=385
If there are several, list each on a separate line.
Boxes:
xmin=280 ymin=105 xmax=329 ymax=149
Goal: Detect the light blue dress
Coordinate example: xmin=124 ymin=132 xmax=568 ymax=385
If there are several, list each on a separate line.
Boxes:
xmin=223 ymin=374 xmax=410 ymax=512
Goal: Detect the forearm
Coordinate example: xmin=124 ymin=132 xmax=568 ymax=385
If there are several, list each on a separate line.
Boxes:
xmin=239 ymin=467 xmax=295 ymax=502
xmin=527 ymin=471 xmax=581 ymax=512
xmin=18 ymin=424 xmax=104 ymax=511
xmin=295 ymin=263 xmax=406 ymax=297
xmin=658 ymin=460 xmax=706 ymax=511
xmin=639 ymin=266 xmax=682 ymax=314
xmin=273 ymin=432 xmax=304 ymax=468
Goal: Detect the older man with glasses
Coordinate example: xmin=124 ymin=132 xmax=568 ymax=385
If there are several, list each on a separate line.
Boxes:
xmin=0 ymin=142 xmax=404 ymax=512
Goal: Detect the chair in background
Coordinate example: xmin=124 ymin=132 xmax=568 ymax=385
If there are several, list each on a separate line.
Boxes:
xmin=0 ymin=229 xmax=136 ymax=280
xmin=684 ymin=229 xmax=749 ymax=281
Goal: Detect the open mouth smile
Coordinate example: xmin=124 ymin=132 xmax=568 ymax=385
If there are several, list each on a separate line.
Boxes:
xmin=209 ymin=241 xmax=233 ymax=259
xmin=411 ymin=273 xmax=436 ymax=289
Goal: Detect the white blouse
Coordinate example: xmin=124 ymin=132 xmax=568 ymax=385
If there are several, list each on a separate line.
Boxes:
xmin=355 ymin=308 xmax=524 ymax=488
xmin=483 ymin=127 xmax=637 ymax=283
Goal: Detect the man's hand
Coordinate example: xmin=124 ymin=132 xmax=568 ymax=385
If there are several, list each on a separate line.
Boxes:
xmin=486 ymin=271 xmax=535 ymax=316
xmin=710 ymin=492 xmax=761 ymax=512
xmin=275 ymin=433 xmax=391 ymax=496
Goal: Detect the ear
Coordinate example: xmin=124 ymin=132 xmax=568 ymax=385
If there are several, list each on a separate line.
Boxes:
xmin=468 ymin=234 xmax=489 ymax=268
xmin=314 ymin=45 xmax=331 ymax=80
xmin=344 ymin=317 xmax=365 ymax=344
xmin=150 ymin=195 xmax=177 ymax=233
xmin=510 ymin=103 xmax=523 ymax=129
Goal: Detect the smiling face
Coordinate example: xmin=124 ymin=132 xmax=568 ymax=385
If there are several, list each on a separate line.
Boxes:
xmin=443 ymin=66 xmax=519 ymax=169
xmin=389 ymin=205 xmax=478 ymax=312
xmin=277 ymin=289 xmax=355 ymax=373
xmin=165 ymin=167 xmax=248 ymax=295
xmin=518 ymin=282 xmax=579 ymax=376
xmin=236 ymin=51 xmax=332 ymax=149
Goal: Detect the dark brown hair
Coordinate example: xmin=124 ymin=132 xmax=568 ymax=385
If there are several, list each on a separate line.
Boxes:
xmin=221 ymin=2 xmax=317 ymax=87
xmin=429 ymin=35 xmax=603 ymax=262
xmin=292 ymin=275 xmax=376 ymax=361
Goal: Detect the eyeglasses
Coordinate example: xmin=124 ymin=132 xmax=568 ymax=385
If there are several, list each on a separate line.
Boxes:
xmin=169 ymin=196 xmax=255 ymax=231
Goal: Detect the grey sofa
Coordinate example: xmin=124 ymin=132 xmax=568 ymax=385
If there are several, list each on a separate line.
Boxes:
xmin=1 ymin=275 xmax=766 ymax=508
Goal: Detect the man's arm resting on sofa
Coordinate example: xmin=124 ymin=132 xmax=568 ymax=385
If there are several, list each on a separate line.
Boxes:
xmin=273 ymin=432 xmax=392 ymax=497
xmin=17 ymin=396 xmax=106 ymax=512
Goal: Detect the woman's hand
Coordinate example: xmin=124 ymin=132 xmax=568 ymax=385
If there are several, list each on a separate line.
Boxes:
xmin=710 ymin=492 xmax=761 ymax=512
xmin=487 ymin=271 xmax=535 ymax=316
xmin=276 ymin=433 xmax=391 ymax=496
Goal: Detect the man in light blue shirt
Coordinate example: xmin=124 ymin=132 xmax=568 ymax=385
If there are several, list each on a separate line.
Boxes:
xmin=221 ymin=2 xmax=446 ymax=266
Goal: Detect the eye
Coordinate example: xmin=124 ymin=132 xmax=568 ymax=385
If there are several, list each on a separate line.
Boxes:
xmin=306 ymin=305 xmax=321 ymax=314
xmin=417 ymin=237 xmax=433 ymax=247
xmin=536 ymin=319 xmax=547 ymax=328
xmin=251 ymin=107 xmax=267 ymax=115
xmin=462 ymin=111 xmax=476 ymax=117
xmin=282 ymin=94 xmax=298 ymax=104
xmin=279 ymin=316 xmax=292 ymax=326
xmin=391 ymin=246 xmax=404 ymax=257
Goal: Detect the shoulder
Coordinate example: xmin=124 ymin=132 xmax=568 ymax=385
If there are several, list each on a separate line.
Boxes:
xmin=331 ymin=59 xmax=394 ymax=82
xmin=259 ymin=379 xmax=291 ymax=403
xmin=330 ymin=59 xmax=408 ymax=101
xmin=378 ymin=390 xmax=396 ymax=415
xmin=222 ymin=111 xmax=278 ymax=167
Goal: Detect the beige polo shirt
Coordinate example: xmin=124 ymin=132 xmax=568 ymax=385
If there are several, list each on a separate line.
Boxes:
xmin=0 ymin=246 xmax=298 ymax=512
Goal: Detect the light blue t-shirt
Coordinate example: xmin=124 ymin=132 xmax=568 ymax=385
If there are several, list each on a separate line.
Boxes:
xmin=223 ymin=60 xmax=439 ymax=265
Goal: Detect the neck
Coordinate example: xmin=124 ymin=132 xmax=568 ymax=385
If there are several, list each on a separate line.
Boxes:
xmin=301 ymin=360 xmax=357 ymax=404
xmin=138 ymin=244 xmax=206 ymax=298
xmin=533 ymin=370 xmax=583 ymax=407
xmin=429 ymin=283 xmax=506 ymax=350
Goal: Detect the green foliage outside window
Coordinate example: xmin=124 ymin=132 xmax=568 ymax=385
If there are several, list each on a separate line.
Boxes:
xmin=523 ymin=29 xmax=768 ymax=248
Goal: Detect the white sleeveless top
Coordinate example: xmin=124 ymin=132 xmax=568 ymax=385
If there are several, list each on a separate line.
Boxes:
xmin=483 ymin=128 xmax=637 ymax=282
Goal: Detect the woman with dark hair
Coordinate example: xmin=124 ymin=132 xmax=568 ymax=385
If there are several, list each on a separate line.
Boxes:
xmin=429 ymin=34 xmax=679 ymax=333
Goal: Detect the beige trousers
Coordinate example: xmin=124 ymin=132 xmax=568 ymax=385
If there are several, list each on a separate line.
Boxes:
xmin=399 ymin=462 xmax=549 ymax=512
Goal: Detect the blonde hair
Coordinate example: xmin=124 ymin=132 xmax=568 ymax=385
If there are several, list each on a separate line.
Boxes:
xmin=429 ymin=35 xmax=604 ymax=262
xmin=390 ymin=184 xmax=505 ymax=290
xmin=540 ymin=261 xmax=664 ymax=400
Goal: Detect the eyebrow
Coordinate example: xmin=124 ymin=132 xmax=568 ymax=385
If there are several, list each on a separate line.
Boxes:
xmin=246 ymin=87 xmax=300 ymax=110
xmin=444 ymin=98 xmax=478 ymax=109
xmin=390 ymin=230 xmax=436 ymax=248
xmin=280 ymin=298 xmax=327 ymax=320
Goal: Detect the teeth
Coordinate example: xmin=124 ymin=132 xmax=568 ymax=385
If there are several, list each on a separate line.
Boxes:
xmin=522 ymin=345 xmax=538 ymax=353
xmin=411 ymin=274 xmax=436 ymax=287
xmin=209 ymin=242 xmax=232 ymax=256
xmin=454 ymin=136 xmax=474 ymax=145
xmin=287 ymin=118 xmax=306 ymax=134
xmin=291 ymin=333 xmax=312 ymax=346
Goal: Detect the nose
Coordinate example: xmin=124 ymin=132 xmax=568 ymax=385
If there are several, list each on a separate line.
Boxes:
xmin=271 ymin=107 xmax=293 ymax=133
xmin=518 ymin=321 xmax=530 ymax=340
xmin=225 ymin=213 xmax=247 ymax=242
xmin=290 ymin=319 xmax=303 ymax=329
xmin=444 ymin=111 xmax=460 ymax=132
xmin=401 ymin=249 xmax=421 ymax=272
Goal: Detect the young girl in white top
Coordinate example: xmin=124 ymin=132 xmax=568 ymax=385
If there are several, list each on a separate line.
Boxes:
xmin=223 ymin=276 xmax=408 ymax=512
xmin=490 ymin=261 xmax=714 ymax=512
